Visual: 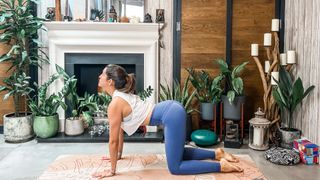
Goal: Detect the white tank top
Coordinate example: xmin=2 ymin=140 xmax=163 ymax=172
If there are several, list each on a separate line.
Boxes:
xmin=112 ymin=90 xmax=155 ymax=136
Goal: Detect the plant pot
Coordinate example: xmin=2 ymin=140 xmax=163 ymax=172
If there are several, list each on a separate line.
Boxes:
xmin=33 ymin=114 xmax=59 ymax=138
xmin=200 ymin=103 xmax=215 ymax=120
xmin=222 ymin=95 xmax=245 ymax=120
xmin=3 ymin=112 xmax=34 ymax=143
xmin=65 ymin=117 xmax=84 ymax=136
xmin=279 ymin=127 xmax=301 ymax=149
xmin=186 ymin=114 xmax=193 ymax=141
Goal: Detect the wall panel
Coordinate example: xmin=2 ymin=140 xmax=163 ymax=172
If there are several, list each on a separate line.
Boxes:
xmin=285 ymin=0 xmax=320 ymax=144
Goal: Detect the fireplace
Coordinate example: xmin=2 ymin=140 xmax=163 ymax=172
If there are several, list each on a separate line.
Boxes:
xmin=41 ymin=22 xmax=161 ymax=133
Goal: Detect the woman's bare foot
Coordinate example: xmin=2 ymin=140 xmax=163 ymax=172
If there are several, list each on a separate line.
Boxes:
xmin=215 ymin=148 xmax=239 ymax=163
xmin=220 ymin=158 xmax=243 ymax=173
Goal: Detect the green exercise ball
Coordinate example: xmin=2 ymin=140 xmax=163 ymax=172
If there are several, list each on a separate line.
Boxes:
xmin=191 ymin=129 xmax=218 ymax=146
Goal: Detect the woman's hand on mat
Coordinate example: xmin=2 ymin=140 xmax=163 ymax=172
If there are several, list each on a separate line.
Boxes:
xmin=92 ymin=169 xmax=115 ymax=178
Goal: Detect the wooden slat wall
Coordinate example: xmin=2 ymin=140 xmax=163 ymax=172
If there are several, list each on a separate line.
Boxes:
xmin=0 ymin=45 xmax=14 ymax=125
xmin=182 ymin=0 xmax=226 ymax=78
xmin=285 ymin=0 xmax=320 ymax=145
xmin=232 ymin=0 xmax=275 ymax=123
xmin=182 ymin=0 xmax=275 ymax=129
xmin=181 ymin=0 xmax=226 ymax=129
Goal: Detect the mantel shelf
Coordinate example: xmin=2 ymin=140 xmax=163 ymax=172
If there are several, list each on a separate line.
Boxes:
xmin=44 ymin=21 xmax=164 ymax=32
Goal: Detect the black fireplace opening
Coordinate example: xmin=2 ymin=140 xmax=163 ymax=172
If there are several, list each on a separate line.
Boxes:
xmin=65 ymin=53 xmax=144 ymax=97
xmin=64 ymin=53 xmax=144 ymax=118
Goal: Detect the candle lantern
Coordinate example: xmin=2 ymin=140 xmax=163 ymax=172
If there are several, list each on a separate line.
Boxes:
xmin=249 ymin=108 xmax=270 ymax=150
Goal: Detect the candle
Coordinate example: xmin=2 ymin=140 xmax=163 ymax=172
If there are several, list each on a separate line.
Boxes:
xmin=253 ymin=128 xmax=265 ymax=146
xmin=251 ymin=44 xmax=259 ymax=56
xmin=287 ymin=50 xmax=296 ymax=64
xmin=265 ymin=61 xmax=270 ymax=73
xmin=271 ymin=72 xmax=279 ymax=85
xmin=271 ymin=19 xmax=280 ymax=32
xmin=264 ymin=33 xmax=272 ymax=46
xmin=280 ymin=53 xmax=287 ymax=66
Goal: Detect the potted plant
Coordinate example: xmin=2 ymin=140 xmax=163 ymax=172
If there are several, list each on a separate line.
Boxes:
xmin=63 ymin=74 xmax=98 ymax=136
xmin=186 ymin=68 xmax=224 ymax=121
xmin=0 ymin=0 xmax=48 ymax=142
xmin=216 ymin=59 xmax=249 ymax=120
xmin=272 ymin=66 xmax=315 ymax=149
xmin=91 ymin=93 xmax=112 ymax=125
xmin=28 ymin=65 xmax=72 ymax=138
xmin=160 ymin=76 xmax=197 ymax=141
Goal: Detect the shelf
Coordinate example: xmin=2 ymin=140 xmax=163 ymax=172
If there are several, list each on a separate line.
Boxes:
xmin=37 ymin=130 xmax=164 ymax=143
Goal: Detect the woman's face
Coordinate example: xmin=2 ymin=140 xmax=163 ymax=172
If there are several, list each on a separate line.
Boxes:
xmin=98 ymin=68 xmax=114 ymax=94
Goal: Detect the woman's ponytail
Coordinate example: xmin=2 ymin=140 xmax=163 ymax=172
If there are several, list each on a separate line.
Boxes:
xmin=121 ymin=73 xmax=136 ymax=93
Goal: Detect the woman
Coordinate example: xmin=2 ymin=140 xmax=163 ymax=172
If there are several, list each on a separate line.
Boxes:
xmin=93 ymin=64 xmax=243 ymax=178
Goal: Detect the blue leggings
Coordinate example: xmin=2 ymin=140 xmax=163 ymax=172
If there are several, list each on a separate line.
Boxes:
xmin=149 ymin=100 xmax=221 ymax=175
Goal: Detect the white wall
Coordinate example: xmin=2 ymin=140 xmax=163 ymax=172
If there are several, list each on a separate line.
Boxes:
xmin=285 ymin=0 xmax=320 ymax=145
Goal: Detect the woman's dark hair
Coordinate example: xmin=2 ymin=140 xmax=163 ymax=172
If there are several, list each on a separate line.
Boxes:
xmin=105 ymin=64 xmax=136 ymax=93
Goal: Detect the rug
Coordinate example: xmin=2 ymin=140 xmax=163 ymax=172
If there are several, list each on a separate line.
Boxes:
xmin=38 ymin=154 xmax=266 ymax=180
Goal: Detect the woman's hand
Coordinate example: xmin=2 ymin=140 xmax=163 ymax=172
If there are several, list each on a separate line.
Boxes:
xmin=92 ymin=169 xmax=115 ymax=178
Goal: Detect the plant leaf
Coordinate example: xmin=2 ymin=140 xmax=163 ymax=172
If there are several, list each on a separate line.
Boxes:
xmin=231 ymin=61 xmax=249 ymax=79
xmin=227 ymin=90 xmax=235 ymax=104
xmin=215 ymin=59 xmax=230 ymax=73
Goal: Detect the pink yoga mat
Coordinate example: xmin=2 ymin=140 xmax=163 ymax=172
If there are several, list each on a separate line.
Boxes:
xmin=38 ymin=154 xmax=266 ymax=180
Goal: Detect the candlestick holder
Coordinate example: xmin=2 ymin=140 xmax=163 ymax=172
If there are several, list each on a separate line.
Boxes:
xmin=252 ymin=31 xmax=294 ymax=141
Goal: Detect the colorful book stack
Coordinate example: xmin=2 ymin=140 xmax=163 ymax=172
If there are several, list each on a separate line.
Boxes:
xmin=293 ymin=139 xmax=319 ymax=165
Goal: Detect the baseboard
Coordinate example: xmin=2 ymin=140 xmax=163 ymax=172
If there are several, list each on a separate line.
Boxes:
xmin=0 ymin=125 xmax=3 ymax=134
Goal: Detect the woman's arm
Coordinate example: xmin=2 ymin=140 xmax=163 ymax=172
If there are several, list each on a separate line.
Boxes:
xmin=107 ymin=101 xmax=122 ymax=175
xmin=118 ymin=129 xmax=124 ymax=159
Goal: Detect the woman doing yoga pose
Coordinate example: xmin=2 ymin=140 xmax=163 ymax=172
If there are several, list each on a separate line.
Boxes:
xmin=92 ymin=64 xmax=243 ymax=178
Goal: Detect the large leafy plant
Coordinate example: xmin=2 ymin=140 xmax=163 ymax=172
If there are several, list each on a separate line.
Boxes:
xmin=186 ymin=68 xmax=224 ymax=104
xmin=216 ymin=59 xmax=248 ymax=103
xmin=63 ymin=75 xmax=98 ymax=121
xmin=160 ymin=76 xmax=197 ymax=114
xmin=28 ymin=65 xmax=75 ymax=117
xmin=0 ymin=0 xmax=47 ymax=117
xmin=272 ymin=66 xmax=315 ymax=129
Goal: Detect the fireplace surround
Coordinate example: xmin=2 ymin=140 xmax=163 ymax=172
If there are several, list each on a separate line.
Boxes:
xmin=41 ymin=22 xmax=162 ymax=132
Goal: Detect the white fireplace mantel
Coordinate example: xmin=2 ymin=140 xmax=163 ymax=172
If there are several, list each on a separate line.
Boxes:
xmin=42 ymin=22 xmax=162 ymax=132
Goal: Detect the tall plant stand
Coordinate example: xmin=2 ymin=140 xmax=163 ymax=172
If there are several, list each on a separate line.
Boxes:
xmin=211 ymin=104 xmax=218 ymax=133
xmin=219 ymin=102 xmax=244 ymax=148
xmin=251 ymin=31 xmax=294 ymax=141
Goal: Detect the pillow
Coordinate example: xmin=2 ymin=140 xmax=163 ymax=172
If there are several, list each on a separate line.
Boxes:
xmin=264 ymin=147 xmax=300 ymax=165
